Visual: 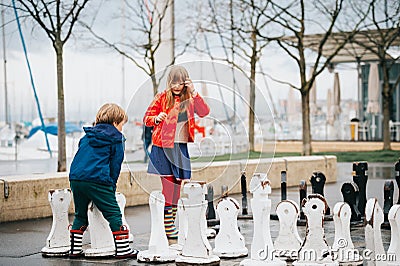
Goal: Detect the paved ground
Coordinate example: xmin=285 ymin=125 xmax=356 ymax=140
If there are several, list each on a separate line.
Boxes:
xmin=0 ymin=162 xmax=398 ymax=265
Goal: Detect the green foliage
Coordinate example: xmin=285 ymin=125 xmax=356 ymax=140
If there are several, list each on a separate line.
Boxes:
xmin=313 ymin=150 xmax=400 ymax=163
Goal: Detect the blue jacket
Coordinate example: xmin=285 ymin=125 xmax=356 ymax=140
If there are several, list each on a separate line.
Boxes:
xmin=69 ymin=123 xmax=125 ymax=189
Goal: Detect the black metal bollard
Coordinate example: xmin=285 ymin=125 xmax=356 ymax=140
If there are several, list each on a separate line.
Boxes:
xmin=299 ymin=180 xmax=307 ymax=220
xmin=310 ymin=171 xmax=330 ymax=215
xmin=281 ymin=171 xmax=287 ymax=201
xmin=352 ymin=161 xmax=368 ymax=216
xmin=341 ymin=182 xmax=362 ymax=222
xmin=383 ymin=180 xmax=394 ymax=223
xmin=395 ymin=159 xmax=400 ymax=204
xmin=221 ymin=185 xmax=228 ymax=197
xmin=241 ymin=171 xmax=248 ymax=215
xmin=206 ymin=185 xmax=216 ymax=220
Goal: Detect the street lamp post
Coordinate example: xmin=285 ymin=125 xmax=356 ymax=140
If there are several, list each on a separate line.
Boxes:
xmin=1 ymin=0 xmax=9 ymax=127
xmin=356 ymin=56 xmax=363 ymax=119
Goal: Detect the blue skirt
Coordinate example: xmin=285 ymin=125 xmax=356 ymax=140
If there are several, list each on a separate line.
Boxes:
xmin=147 ymin=143 xmax=191 ymax=179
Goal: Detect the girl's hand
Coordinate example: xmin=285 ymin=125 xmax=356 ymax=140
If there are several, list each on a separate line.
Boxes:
xmin=155 ymin=112 xmax=167 ymax=124
xmin=185 ymin=79 xmax=197 ymax=96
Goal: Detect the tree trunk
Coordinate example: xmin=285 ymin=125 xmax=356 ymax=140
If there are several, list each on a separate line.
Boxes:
xmin=249 ymin=69 xmax=255 ymax=152
xmin=151 ymin=73 xmax=158 ymax=96
xmin=381 ymin=62 xmax=391 ymax=150
xmin=56 ymin=41 xmax=66 ymax=171
xmin=249 ymin=31 xmax=257 ymax=152
xmin=301 ymin=89 xmax=311 ymax=155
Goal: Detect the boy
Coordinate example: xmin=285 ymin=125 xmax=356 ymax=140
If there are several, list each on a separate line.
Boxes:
xmin=69 ymin=103 xmax=138 ymax=259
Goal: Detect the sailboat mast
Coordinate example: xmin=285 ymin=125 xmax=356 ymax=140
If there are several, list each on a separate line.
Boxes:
xmin=121 ymin=0 xmax=126 ymax=108
xmin=1 ymin=0 xmax=9 ymax=126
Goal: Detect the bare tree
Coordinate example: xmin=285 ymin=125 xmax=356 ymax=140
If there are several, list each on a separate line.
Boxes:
xmin=351 ymin=0 xmax=400 ymax=150
xmin=261 ymin=0 xmax=367 ymax=155
xmin=15 ymin=0 xmax=90 ymax=171
xmin=81 ymin=0 xmax=194 ymax=96
xmin=199 ymin=0 xmax=273 ymax=151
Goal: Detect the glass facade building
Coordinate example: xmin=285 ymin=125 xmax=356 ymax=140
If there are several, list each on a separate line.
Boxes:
xmin=361 ymin=63 xmax=400 ymax=140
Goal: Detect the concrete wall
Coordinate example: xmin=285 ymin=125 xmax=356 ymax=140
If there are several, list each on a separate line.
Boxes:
xmin=270 ymin=141 xmax=400 ymax=153
xmin=0 ymin=156 xmax=336 ymax=223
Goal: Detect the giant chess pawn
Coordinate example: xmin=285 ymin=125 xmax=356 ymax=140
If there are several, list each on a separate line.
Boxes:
xmin=213 ymin=196 xmax=248 ymax=258
xmin=395 ymin=160 xmax=400 ymax=204
xmin=341 ymin=182 xmax=362 ymax=222
xmin=383 ymin=181 xmax=394 ymax=224
xmin=299 ymin=180 xmax=307 ymax=221
xmin=170 ymin=198 xmax=189 ymax=251
xmin=206 ymin=185 xmax=216 ymax=220
xmin=274 ymin=200 xmax=302 ymax=261
xmin=353 ymin=162 xmax=368 ymax=216
xmin=241 ymin=171 xmax=249 ymax=215
xmin=85 ymin=193 xmax=130 ymax=257
xmin=175 ymin=181 xmax=220 ymax=265
xmin=240 ymin=173 xmax=286 ymax=266
xmin=41 ymin=189 xmax=72 ymax=257
xmin=116 ymin=192 xmax=133 ymax=242
xmin=332 ymin=202 xmax=362 ymax=265
xmin=205 ymin=184 xmax=217 ymax=239
xmin=310 ymin=172 xmax=330 ymax=215
xmin=365 ymin=198 xmax=386 ymax=266
xmin=294 ymin=194 xmax=338 ymax=266
xmin=84 ymin=202 xmax=115 ymax=257
xmin=138 ymin=191 xmax=177 ymax=262
xmin=387 ymin=205 xmax=400 ymax=265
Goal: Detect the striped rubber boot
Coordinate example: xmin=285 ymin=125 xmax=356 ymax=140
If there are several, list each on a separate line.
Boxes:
xmin=69 ymin=228 xmax=84 ymax=258
xmin=112 ymin=228 xmax=139 ymax=259
xmin=164 ymin=206 xmax=178 ymax=239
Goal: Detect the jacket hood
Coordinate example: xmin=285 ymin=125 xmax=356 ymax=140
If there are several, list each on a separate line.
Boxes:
xmin=84 ymin=123 xmax=125 ymax=147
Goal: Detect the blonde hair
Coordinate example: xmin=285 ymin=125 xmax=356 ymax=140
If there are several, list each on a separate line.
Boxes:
xmin=166 ymin=66 xmax=190 ymax=111
xmin=95 ymin=103 xmax=128 ymax=125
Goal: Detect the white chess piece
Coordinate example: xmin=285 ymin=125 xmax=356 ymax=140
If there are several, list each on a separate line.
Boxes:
xmin=365 ymin=198 xmax=387 ymax=266
xmin=137 ymin=191 xmax=177 ymax=262
xmin=175 ymin=181 xmax=220 ymax=265
xmin=171 ymin=193 xmax=213 ymax=252
xmin=116 ymin=192 xmax=133 ymax=242
xmin=170 ymin=198 xmax=188 ymax=251
xmin=84 ymin=202 xmax=115 ymax=257
xmin=84 ymin=192 xmax=131 ymax=257
xmin=332 ymin=202 xmax=363 ymax=265
xmin=274 ymin=200 xmax=302 ymax=261
xmin=213 ymin=197 xmax=248 ymax=258
xmin=41 ymin=189 xmax=72 ymax=257
xmin=387 ymin=205 xmax=400 ymax=265
xmin=240 ymin=173 xmax=286 ymax=266
xmin=294 ymin=194 xmax=338 ymax=266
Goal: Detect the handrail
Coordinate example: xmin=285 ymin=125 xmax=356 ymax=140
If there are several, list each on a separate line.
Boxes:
xmin=0 ymin=178 xmax=9 ymax=198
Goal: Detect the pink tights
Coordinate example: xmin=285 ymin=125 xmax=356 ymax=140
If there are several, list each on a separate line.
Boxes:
xmin=160 ymin=175 xmax=182 ymax=207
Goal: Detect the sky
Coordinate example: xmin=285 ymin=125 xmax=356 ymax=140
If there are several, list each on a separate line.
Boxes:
xmin=0 ymin=1 xmax=359 ymax=124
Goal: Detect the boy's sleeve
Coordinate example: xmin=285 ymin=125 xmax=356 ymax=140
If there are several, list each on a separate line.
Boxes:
xmin=110 ymin=142 xmax=125 ymax=184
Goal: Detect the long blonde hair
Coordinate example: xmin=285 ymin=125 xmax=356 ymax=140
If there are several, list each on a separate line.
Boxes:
xmin=166 ymin=66 xmax=191 ymax=111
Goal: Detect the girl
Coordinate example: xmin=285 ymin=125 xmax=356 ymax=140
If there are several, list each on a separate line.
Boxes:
xmin=143 ymin=66 xmax=210 ymax=239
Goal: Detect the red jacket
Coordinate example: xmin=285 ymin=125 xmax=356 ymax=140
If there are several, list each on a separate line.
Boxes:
xmin=143 ymin=90 xmax=210 ymax=148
